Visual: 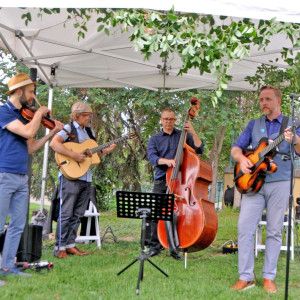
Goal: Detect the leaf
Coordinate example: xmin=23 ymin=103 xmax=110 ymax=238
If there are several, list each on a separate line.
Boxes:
xmin=167 ymin=13 xmax=177 ymax=21
xmin=97 ymin=25 xmax=104 ymax=32
xmin=220 ymin=82 xmax=228 ymax=89
xmin=43 ymin=8 xmax=52 ymax=15
xmin=216 ymin=90 xmax=222 ymax=98
xmin=235 ymin=30 xmax=242 ymax=37
xmin=78 ymin=31 xmax=85 ymax=39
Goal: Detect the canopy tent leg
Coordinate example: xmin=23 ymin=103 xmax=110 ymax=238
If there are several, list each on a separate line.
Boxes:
xmin=32 ymin=87 xmax=53 ymax=226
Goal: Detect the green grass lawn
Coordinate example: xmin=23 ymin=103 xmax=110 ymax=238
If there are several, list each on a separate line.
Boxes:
xmin=1 ymin=207 xmax=300 ymax=300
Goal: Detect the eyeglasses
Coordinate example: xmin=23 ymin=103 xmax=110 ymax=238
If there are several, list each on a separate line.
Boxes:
xmin=162 ymin=118 xmax=176 ymax=122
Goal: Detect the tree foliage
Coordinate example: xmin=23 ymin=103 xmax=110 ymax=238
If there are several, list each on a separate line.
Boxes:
xmin=20 ymin=7 xmax=300 ymax=102
xmin=2 ymin=7 xmax=300 ymax=208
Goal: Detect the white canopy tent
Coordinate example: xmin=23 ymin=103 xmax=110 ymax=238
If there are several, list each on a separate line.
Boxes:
xmin=2 ymin=0 xmax=300 ymax=23
xmin=0 ymin=4 xmax=299 ymax=211
xmin=0 ymin=6 xmax=299 ymax=92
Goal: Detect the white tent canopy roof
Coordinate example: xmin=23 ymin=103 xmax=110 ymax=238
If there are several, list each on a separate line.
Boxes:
xmin=3 ymin=0 xmax=300 ymax=23
xmin=0 ymin=4 xmax=299 ymax=92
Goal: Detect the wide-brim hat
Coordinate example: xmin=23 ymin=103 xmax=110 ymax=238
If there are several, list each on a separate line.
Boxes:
xmin=6 ymin=73 xmax=37 ymax=95
xmin=71 ymin=102 xmax=93 ymax=113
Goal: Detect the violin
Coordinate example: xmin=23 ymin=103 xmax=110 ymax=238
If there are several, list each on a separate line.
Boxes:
xmin=21 ymin=105 xmax=75 ymax=140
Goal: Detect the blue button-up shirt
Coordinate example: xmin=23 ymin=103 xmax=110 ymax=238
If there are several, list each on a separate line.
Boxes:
xmin=58 ymin=121 xmax=95 ymax=182
xmin=234 ymin=114 xmax=300 ymax=152
xmin=147 ymin=128 xmax=204 ymax=179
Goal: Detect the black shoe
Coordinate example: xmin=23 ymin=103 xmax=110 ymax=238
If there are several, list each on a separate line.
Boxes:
xmin=171 ymin=252 xmax=183 ymax=260
xmin=147 ymin=249 xmax=161 ymax=257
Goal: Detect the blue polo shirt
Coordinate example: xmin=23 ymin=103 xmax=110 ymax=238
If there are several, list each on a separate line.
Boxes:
xmin=0 ymin=101 xmax=29 ymax=174
xmin=147 ymin=128 xmax=204 ymax=180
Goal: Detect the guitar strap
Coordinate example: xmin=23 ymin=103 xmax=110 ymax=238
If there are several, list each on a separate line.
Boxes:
xmin=280 ymin=116 xmax=289 ymax=135
xmin=278 ymin=116 xmax=289 ymax=152
xmin=66 ymin=122 xmax=96 ymax=143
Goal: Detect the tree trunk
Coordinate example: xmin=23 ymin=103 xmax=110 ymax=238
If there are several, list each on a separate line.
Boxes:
xmin=233 ymin=188 xmax=242 ymax=208
xmin=209 ymin=124 xmax=227 ymax=203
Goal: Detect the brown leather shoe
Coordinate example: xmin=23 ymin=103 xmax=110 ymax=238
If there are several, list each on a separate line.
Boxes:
xmin=66 ymin=247 xmax=88 ymax=256
xmin=55 ymin=250 xmax=68 ymax=259
xmin=230 ymin=280 xmax=255 ymax=291
xmin=263 ymin=278 xmax=277 ymax=293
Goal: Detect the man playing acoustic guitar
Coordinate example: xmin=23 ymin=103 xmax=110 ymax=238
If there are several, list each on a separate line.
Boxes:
xmin=230 ymin=86 xmax=300 ymax=293
xmin=50 ymin=102 xmax=116 ymax=258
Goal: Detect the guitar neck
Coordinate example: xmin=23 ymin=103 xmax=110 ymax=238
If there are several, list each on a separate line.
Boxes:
xmin=90 ymin=136 xmax=130 ymax=154
xmin=260 ymin=133 xmax=285 ymax=157
xmin=260 ymin=124 xmax=300 ymax=157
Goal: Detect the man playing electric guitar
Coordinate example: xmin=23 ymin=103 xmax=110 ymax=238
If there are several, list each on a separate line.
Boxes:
xmin=230 ymin=86 xmax=300 ymax=293
xmin=50 ymin=102 xmax=116 ymax=258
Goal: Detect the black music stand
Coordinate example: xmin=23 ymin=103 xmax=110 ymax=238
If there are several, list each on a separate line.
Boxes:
xmin=116 ymin=191 xmax=174 ymax=295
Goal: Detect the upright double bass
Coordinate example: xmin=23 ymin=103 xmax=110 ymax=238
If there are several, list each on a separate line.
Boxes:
xmin=157 ymin=97 xmax=218 ymax=253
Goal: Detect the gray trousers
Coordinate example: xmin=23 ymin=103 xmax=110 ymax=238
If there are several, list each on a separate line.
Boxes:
xmin=238 ymin=181 xmax=289 ymax=281
xmin=55 ymin=177 xmax=91 ymax=250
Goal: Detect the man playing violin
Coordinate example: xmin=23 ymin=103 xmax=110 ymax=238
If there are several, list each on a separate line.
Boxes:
xmin=0 ymin=73 xmax=64 ymax=284
xmin=50 ymin=102 xmax=116 ymax=258
xmin=230 ymin=86 xmax=300 ymax=293
xmin=147 ymin=108 xmax=204 ymax=258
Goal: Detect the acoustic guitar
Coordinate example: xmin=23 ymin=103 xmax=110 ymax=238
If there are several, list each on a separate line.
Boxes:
xmin=55 ymin=132 xmax=137 ymax=180
xmin=234 ymin=127 xmax=298 ymax=194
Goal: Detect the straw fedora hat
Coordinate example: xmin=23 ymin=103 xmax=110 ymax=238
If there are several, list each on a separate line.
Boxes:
xmin=6 ymin=73 xmax=37 ymax=95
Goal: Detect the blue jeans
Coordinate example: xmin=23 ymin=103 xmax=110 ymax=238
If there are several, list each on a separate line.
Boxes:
xmin=0 ymin=173 xmax=29 ymax=269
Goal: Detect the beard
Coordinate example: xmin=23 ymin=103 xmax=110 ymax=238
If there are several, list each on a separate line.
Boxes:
xmin=261 ymin=107 xmax=271 ymax=115
xmin=19 ymin=93 xmax=28 ymax=108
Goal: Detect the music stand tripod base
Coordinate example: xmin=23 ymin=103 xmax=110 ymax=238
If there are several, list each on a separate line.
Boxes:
xmin=116 ymin=191 xmax=174 ymax=295
xmin=101 ymin=226 xmax=118 ymax=243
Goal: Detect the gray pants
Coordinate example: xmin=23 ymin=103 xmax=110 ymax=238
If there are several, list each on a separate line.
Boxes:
xmin=238 ymin=181 xmax=289 ymax=281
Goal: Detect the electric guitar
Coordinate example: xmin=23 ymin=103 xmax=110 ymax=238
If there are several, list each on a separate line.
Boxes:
xmin=234 ymin=126 xmax=299 ymax=194
xmin=55 ymin=132 xmax=137 ymax=180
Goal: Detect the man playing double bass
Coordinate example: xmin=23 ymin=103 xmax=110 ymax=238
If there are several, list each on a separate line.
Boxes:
xmin=230 ymin=86 xmax=300 ymax=293
xmin=147 ymin=108 xmax=204 ymax=258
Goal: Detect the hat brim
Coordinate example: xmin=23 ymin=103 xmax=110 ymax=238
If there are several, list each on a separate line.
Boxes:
xmin=6 ymin=81 xmax=38 ymax=95
xmin=72 ymin=110 xmax=93 ymax=113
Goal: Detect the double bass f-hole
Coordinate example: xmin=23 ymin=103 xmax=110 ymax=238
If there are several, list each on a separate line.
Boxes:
xmin=185 ymin=187 xmax=195 ymax=206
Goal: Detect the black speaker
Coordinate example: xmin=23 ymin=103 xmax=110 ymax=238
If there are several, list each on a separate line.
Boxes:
xmin=296 ymin=206 xmax=300 ymax=220
xmin=17 ymin=224 xmax=43 ymax=263
xmin=0 ymin=227 xmax=7 ymax=254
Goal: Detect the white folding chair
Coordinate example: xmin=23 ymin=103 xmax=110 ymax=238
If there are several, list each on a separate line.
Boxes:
xmin=255 ymin=211 xmax=294 ymax=260
xmin=75 ymin=201 xmax=101 ymax=249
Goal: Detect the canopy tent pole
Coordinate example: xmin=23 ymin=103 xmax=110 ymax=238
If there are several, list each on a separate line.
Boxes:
xmin=39 ymin=87 xmax=53 ymax=215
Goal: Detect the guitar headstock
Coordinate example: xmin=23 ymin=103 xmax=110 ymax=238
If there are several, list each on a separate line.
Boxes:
xmin=127 ymin=131 xmax=138 ymax=140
